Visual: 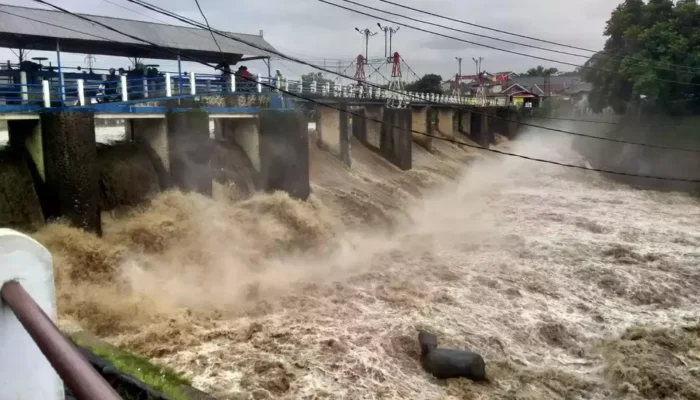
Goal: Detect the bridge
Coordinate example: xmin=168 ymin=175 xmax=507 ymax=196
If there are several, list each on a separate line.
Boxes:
xmin=0 ymin=4 xmax=530 ymax=399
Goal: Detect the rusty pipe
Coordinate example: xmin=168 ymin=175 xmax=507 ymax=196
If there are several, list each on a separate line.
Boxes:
xmin=0 ymin=281 xmax=122 ymax=400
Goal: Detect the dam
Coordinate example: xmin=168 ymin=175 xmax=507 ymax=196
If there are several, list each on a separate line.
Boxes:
xmin=0 ymin=4 xmax=698 ymax=400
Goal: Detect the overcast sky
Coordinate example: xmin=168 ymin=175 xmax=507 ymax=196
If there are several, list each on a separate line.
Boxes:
xmin=0 ymin=0 xmax=621 ymax=83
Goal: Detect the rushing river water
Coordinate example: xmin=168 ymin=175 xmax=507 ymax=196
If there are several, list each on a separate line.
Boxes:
xmin=38 ymin=124 xmax=700 ymax=399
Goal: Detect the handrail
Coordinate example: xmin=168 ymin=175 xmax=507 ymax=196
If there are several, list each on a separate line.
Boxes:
xmin=0 ymin=70 xmax=503 ymax=108
xmin=0 ymin=281 xmax=122 ymax=400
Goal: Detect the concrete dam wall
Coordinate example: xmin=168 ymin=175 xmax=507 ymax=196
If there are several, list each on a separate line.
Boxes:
xmin=0 ymin=102 xmax=521 ymax=234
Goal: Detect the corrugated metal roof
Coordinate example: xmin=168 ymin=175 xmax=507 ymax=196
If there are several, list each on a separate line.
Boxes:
xmin=0 ymin=4 xmax=278 ymax=60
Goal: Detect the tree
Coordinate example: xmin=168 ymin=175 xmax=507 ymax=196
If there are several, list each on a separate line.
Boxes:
xmin=523 ymin=65 xmax=559 ymax=77
xmin=405 ymin=74 xmax=444 ymax=93
xmin=583 ymin=0 xmax=700 ymax=114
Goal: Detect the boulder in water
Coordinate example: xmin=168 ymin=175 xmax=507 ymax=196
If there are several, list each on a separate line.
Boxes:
xmin=418 ymin=330 xmax=486 ymax=381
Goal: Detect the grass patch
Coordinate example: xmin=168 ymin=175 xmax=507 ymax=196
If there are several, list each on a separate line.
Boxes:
xmin=69 ymin=332 xmax=193 ymax=400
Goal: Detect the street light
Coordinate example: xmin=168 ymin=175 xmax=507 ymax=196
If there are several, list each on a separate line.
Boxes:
xmin=377 ymin=23 xmax=400 ymax=60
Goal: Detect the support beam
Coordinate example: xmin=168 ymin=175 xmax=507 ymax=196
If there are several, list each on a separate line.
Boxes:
xmin=166 ymin=111 xmax=213 ymax=196
xmin=315 ymin=103 xmax=351 ymax=166
xmin=437 ymin=108 xmax=455 ymax=139
xmin=380 ymin=108 xmax=412 ymax=171
xmin=410 ymin=106 xmax=431 ymax=150
xmin=126 ymin=118 xmax=172 ymax=190
xmin=259 ymin=110 xmax=310 ymax=200
xmin=40 ymin=111 xmax=101 ymax=234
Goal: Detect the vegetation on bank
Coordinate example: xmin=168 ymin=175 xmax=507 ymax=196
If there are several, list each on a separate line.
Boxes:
xmin=583 ymin=0 xmax=700 ymax=115
xmin=69 ymin=332 xmax=193 ymax=400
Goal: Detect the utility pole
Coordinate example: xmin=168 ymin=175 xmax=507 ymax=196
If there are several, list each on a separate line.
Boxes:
xmin=455 ymin=57 xmax=463 ymax=96
xmin=472 ymin=56 xmax=484 ymax=95
xmin=377 ymin=23 xmax=400 ymax=61
xmin=355 ymin=27 xmax=377 ymax=61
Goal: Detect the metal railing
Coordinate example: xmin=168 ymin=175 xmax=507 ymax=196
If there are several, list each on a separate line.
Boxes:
xmin=0 ymin=71 xmax=504 ymax=109
xmin=1 ymin=280 xmax=122 ymax=399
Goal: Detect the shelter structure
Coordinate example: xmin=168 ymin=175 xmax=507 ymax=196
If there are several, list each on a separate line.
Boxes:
xmin=0 ymin=4 xmax=278 ymax=79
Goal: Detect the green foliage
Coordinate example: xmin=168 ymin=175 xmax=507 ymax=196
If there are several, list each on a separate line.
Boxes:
xmin=405 ymin=73 xmax=444 ymax=94
xmin=523 ymin=65 xmax=559 ymax=77
xmin=70 ymin=333 xmax=192 ymax=400
xmin=583 ymin=0 xmax=700 ymax=114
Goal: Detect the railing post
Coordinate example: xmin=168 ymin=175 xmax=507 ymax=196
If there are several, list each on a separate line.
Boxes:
xmin=77 ymin=79 xmax=85 ymax=106
xmin=59 ymin=73 xmax=66 ymax=102
xmin=42 ymin=80 xmax=50 ymax=107
xmin=120 ymin=75 xmax=128 ymax=102
xmin=143 ymin=77 xmax=149 ymax=98
xmin=311 ymin=80 xmax=317 ymax=94
xmin=296 ymin=81 xmax=303 ymax=94
xmin=165 ymin=73 xmax=172 ymax=97
xmin=256 ymin=73 xmax=262 ymax=93
xmin=230 ymin=73 xmax=236 ymax=92
xmin=20 ymin=71 xmax=28 ymax=102
xmin=189 ymin=72 xmax=196 ymax=95
xmin=284 ymin=79 xmax=289 ymax=93
xmin=0 ymin=229 xmax=122 ymax=400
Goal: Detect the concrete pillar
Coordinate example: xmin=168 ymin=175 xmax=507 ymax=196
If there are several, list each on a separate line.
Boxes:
xmin=39 ymin=111 xmax=101 ymax=234
xmin=259 ymin=110 xmax=310 ymax=200
xmin=458 ymin=110 xmax=471 ymax=136
xmin=365 ymin=105 xmax=383 ymax=149
xmin=217 ymin=117 xmax=261 ymax=174
xmin=315 ymin=103 xmax=350 ymax=166
xmin=486 ymin=111 xmax=498 ymax=145
xmin=0 ymin=229 xmax=62 ymax=400
xmin=380 ymin=108 xmax=412 ymax=171
xmin=410 ymin=106 xmax=432 ymax=150
xmin=436 ymin=108 xmax=455 ymax=139
xmin=339 ymin=103 xmax=351 ymax=167
xmin=4 ymin=121 xmax=45 ymax=230
xmin=469 ymin=111 xmax=490 ymax=149
xmin=351 ymin=108 xmax=367 ymax=143
xmin=126 ymin=118 xmax=172 ymax=190
xmin=166 ymin=111 xmax=212 ymax=196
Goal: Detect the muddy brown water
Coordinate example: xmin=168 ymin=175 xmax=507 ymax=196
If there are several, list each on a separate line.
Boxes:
xmin=35 ymin=124 xmax=700 ymax=399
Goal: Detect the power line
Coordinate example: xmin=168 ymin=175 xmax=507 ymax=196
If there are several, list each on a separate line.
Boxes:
xmin=317 ymin=0 xmax=700 ymax=87
xmin=376 ymin=0 xmax=700 ymax=74
xmin=192 ymin=0 xmax=223 ymax=57
xmin=343 ymin=0 xmax=696 ymax=75
xmin=30 ymin=0 xmax=700 ymax=183
xmin=122 ymin=0 xmax=700 ymax=152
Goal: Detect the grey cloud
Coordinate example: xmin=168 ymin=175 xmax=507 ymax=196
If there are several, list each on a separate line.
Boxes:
xmin=0 ymin=0 xmax=624 ymax=81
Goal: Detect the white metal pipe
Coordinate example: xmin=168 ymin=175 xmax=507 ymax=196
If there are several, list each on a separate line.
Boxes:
xmin=20 ymin=71 xmax=28 ymax=102
xmin=77 ymin=79 xmax=85 ymax=106
xmin=165 ymin=73 xmax=172 ymax=97
xmin=42 ymin=81 xmax=50 ymax=107
xmin=120 ymin=75 xmax=127 ymax=102
xmin=189 ymin=72 xmax=196 ymax=95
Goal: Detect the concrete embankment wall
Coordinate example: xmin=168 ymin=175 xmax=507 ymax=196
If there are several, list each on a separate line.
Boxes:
xmin=0 ymin=102 xmax=523 ymax=234
xmin=570 ymin=114 xmax=700 ymax=192
xmin=0 ymin=107 xmax=309 ymax=234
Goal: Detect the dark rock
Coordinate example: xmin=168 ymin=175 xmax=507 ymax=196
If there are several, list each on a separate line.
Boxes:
xmin=418 ymin=330 xmax=487 ymax=381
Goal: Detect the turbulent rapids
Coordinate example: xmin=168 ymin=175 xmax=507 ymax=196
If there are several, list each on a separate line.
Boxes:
xmin=34 ymin=124 xmax=700 ymax=399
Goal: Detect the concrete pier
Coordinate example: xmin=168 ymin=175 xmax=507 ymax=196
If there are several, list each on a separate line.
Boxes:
xmin=166 ymin=111 xmax=213 ymax=196
xmin=365 ymin=105 xmax=383 ymax=149
xmin=436 ymin=108 xmax=455 ymax=139
xmin=316 ymin=103 xmax=351 ymax=166
xmin=381 ymin=109 xmax=412 ymax=171
xmin=259 ymin=110 xmax=310 ymax=200
xmin=411 ymin=106 xmax=432 ymax=150
xmin=40 ymin=112 xmax=102 ymax=234
xmin=126 ymin=118 xmax=171 ymax=189
xmin=457 ymin=110 xmax=471 ymax=136
xmin=469 ymin=111 xmax=490 ymax=148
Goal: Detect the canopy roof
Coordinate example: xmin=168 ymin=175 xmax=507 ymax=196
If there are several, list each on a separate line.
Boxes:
xmin=0 ymin=4 xmax=278 ymax=64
